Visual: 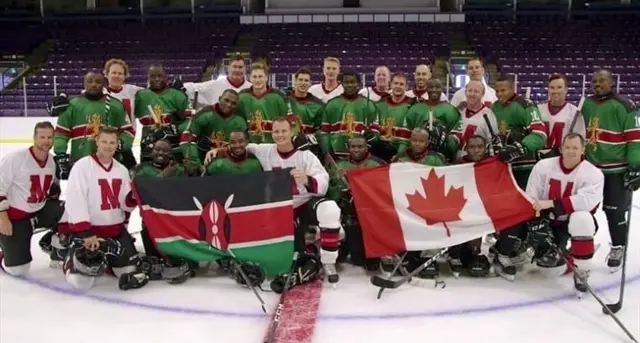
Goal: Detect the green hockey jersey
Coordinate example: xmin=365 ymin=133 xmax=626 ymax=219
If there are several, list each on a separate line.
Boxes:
xmin=492 ymin=95 xmax=547 ymax=170
xmin=327 ymin=154 xmax=384 ymax=201
xmin=375 ymin=97 xmax=415 ymax=156
xmin=318 ymin=94 xmax=378 ymax=155
xmin=180 ymin=104 xmax=248 ymax=166
xmin=582 ymin=94 xmax=640 ymax=174
xmin=396 ymin=149 xmax=447 ymax=166
xmin=54 ymin=95 xmax=133 ymax=160
xmin=134 ymin=162 xmax=187 ymax=178
xmin=134 ymin=87 xmax=190 ymax=139
xmin=205 ymin=151 xmax=263 ymax=175
xmin=287 ymin=92 xmax=324 ymax=135
xmin=404 ymin=100 xmax=461 ymax=132
xmin=237 ymin=87 xmax=288 ymax=143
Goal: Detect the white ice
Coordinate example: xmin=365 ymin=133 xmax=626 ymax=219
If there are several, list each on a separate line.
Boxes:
xmin=1 ymin=143 xmax=639 ymax=343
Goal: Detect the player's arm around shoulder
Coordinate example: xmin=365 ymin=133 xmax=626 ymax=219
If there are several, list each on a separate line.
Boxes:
xmin=303 ymin=150 xmax=330 ymax=196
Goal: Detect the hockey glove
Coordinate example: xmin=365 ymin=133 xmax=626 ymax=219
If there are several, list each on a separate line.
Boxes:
xmin=537 ymin=148 xmax=560 ymax=160
xmin=525 ymin=214 xmax=553 ymax=250
xmin=101 ymin=238 xmax=124 ymax=258
xmin=152 ymin=124 xmax=179 ymax=144
xmin=425 ymin=124 xmax=447 ymax=152
xmin=624 ymin=165 xmax=640 ymax=190
xmin=497 ymin=142 xmax=525 ymax=163
xmin=196 ymin=135 xmax=213 ymax=152
xmin=490 ymin=135 xmax=504 ymax=153
xmin=169 ymin=78 xmax=186 ymax=93
xmin=46 ymin=94 xmax=69 ymax=117
xmin=292 ymin=134 xmax=318 ymax=151
xmin=48 ymin=182 xmax=62 ymax=200
xmin=119 ymin=271 xmax=150 ymax=291
xmin=360 ymin=129 xmax=378 ymax=146
xmin=368 ymin=139 xmax=397 ymax=163
xmin=54 ymin=154 xmax=73 ymax=180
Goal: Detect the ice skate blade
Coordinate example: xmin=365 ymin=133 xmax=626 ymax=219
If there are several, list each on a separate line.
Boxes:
xmin=49 ymin=260 xmax=63 ymax=269
xmin=575 ymin=290 xmax=586 ymax=299
xmin=609 ymin=266 xmax=622 ymax=274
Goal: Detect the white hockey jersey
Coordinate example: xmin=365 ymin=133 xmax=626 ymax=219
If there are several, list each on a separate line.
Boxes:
xmin=184 ymin=77 xmax=251 ymax=110
xmin=450 ymin=105 xmax=499 ymax=158
xmin=105 ymin=84 xmax=143 ymax=131
xmin=358 ymin=87 xmax=390 ymax=102
xmin=246 ymin=144 xmax=329 ymax=208
xmin=450 ymin=82 xmax=497 ymax=108
xmin=308 ymin=83 xmax=344 ymax=103
xmin=526 ymin=156 xmax=604 ymax=219
xmin=405 ymin=89 xmax=449 ymax=102
xmin=0 ymin=147 xmax=56 ymax=221
xmin=63 ymin=155 xmax=135 ymax=237
xmin=538 ymin=102 xmax=586 ymax=149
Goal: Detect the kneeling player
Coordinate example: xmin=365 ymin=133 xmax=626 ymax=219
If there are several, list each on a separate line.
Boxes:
xmin=525 ymin=133 xmax=603 ymax=295
xmin=61 ymin=126 xmax=138 ymax=289
xmin=0 ymin=122 xmax=65 ymax=276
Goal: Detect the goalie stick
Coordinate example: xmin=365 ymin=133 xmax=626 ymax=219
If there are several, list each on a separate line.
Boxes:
xmin=603 ymin=191 xmax=633 ymax=315
xmin=545 ymin=238 xmax=638 ymax=343
xmin=264 ymin=251 xmax=300 ymax=343
xmin=371 ymin=248 xmax=448 ymax=299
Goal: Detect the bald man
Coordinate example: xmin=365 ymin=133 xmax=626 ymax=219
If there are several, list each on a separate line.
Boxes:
xmin=450 ymin=58 xmax=497 ymax=109
xmin=359 ymin=65 xmax=391 ymax=101
xmin=582 ymin=69 xmax=640 ymax=272
xmin=406 ymin=64 xmax=448 ymax=102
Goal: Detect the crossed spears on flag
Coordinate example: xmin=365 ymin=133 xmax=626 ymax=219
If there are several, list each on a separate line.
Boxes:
xmin=192 ymin=194 xmax=234 ymax=252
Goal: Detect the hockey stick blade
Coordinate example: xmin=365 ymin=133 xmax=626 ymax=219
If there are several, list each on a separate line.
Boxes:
xmin=603 ymin=303 xmax=622 ymax=314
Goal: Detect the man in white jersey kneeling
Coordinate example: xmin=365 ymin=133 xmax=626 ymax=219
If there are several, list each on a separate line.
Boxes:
xmin=61 ymin=126 xmax=138 ymax=290
xmin=205 ymin=118 xmax=342 ymax=286
xmin=525 ymin=133 xmax=603 ymax=296
xmin=0 ymin=122 xmax=65 ymax=276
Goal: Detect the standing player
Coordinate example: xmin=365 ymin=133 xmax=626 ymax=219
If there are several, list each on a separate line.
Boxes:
xmin=538 ymin=74 xmax=585 ymax=158
xmin=61 ymin=126 xmax=138 ymax=290
xmin=450 ymin=58 xmax=497 ymax=109
xmin=204 ymin=118 xmax=340 ymax=285
xmin=358 ymin=66 xmax=390 ymax=101
xmin=53 ymin=72 xmax=134 ymax=180
xmin=582 ymin=69 xmax=640 ymax=272
xmin=237 ymin=63 xmax=288 ymax=143
xmin=103 ymin=59 xmax=144 ymax=169
xmin=308 ymin=57 xmax=344 ymax=102
xmin=405 ymin=64 xmax=448 ymax=102
xmin=525 ymin=133 xmax=603 ymax=295
xmin=0 ymin=122 xmax=65 ymax=276
xmin=375 ymin=72 xmax=413 ymax=157
xmin=287 ymin=67 xmax=324 ymax=136
xmin=183 ymin=54 xmax=251 ymax=109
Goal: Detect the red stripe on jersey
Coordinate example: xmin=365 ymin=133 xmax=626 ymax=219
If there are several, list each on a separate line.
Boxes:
xmin=591 ymin=130 xmax=625 ymax=143
xmin=528 ymin=122 xmax=548 ymax=138
xmin=55 ymin=126 xmax=71 ymax=136
xmin=306 ymin=176 xmax=319 ymax=194
xmin=624 ymin=128 xmax=640 ymax=141
xmin=560 ymin=197 xmax=575 ymax=214
xmin=139 ymin=115 xmax=172 ymax=126
xmin=7 ymin=206 xmax=35 ymax=221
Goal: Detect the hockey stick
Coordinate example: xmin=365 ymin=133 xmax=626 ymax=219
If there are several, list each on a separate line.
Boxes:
xmin=264 ymin=251 xmax=299 ymax=343
xmin=371 ymin=248 xmax=447 ymax=298
xmin=227 ymin=250 xmax=268 ymax=314
xmin=546 ymin=239 xmax=638 ymax=343
xmin=482 ymin=113 xmax=503 ymax=155
xmin=603 ymin=191 xmax=633 ymax=315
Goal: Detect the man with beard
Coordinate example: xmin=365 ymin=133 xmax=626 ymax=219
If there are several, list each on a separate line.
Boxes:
xmin=358 ymin=66 xmax=391 ymax=101
xmin=319 ymin=70 xmax=378 ymax=158
xmin=450 ymin=58 xmax=497 ymax=109
xmin=447 ymin=135 xmax=492 ymax=278
xmin=237 ymin=63 xmax=288 ymax=143
xmin=327 ymin=135 xmax=384 ymax=272
xmin=582 ymin=69 xmax=640 ymax=272
xmin=0 ymin=122 xmax=65 ymax=276
xmin=53 ymin=72 xmax=133 ymax=180
xmin=405 ymin=79 xmax=460 ymax=160
xmin=405 ymin=64 xmax=448 ymax=102
xmin=180 ymin=89 xmax=246 ymax=167
xmin=183 ymin=54 xmax=252 ymax=109
xmin=537 ymin=74 xmax=585 ymax=159
xmin=205 ymin=131 xmax=262 ymax=175
xmin=309 ymin=57 xmax=344 ymax=103
xmin=287 ymin=67 xmax=324 ymax=136
xmin=374 ymin=72 xmax=414 ymax=157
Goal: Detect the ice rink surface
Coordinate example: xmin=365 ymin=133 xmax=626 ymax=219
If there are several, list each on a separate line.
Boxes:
xmin=1 ymin=143 xmax=639 ymax=343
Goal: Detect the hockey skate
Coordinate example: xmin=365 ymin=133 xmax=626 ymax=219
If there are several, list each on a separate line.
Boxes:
xmin=447 ymin=257 xmax=463 ymax=278
xmin=534 ymin=248 xmax=567 ymax=278
xmin=573 ymin=268 xmax=590 ymax=298
xmin=491 ymin=247 xmax=516 ymax=281
xmin=323 ymin=263 xmax=339 ymax=288
xmin=605 ymin=245 xmax=625 ymax=273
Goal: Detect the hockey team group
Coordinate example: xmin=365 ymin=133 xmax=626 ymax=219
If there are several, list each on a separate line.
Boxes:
xmin=0 ymin=55 xmax=638 ymax=299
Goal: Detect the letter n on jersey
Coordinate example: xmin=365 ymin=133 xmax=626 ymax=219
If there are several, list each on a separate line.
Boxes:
xmin=99 ymin=179 xmax=122 ymax=210
xmin=27 ymin=175 xmax=53 ymax=203
xmin=549 ymin=178 xmax=573 ymax=200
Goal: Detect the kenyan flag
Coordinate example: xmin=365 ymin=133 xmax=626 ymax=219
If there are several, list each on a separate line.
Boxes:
xmin=133 ymin=170 xmax=294 ymax=276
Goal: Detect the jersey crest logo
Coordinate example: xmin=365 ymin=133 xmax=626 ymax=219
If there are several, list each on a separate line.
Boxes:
xmin=210 ymin=131 xmax=227 ymax=148
xmin=88 ymin=113 xmax=102 ymax=139
xmin=587 ymin=117 xmax=600 ymax=151
xmin=250 ymin=111 xmax=265 ymax=139
xmin=287 ymin=113 xmax=304 ymax=135
xmin=152 ymin=104 xmax=164 ymax=128
xmin=498 ymin=120 xmax=509 ymax=136
xmin=381 ymin=117 xmax=395 ymax=140
xmin=342 ymin=112 xmax=356 ymax=137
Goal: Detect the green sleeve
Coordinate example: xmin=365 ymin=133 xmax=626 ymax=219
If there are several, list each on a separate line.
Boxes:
xmin=53 ymin=105 xmax=73 ymax=155
xmin=444 ymin=105 xmax=461 ymax=132
xmin=205 ymin=158 xmax=223 ymax=175
xmin=326 ymin=164 xmax=340 ymax=201
xmin=426 ymin=152 xmax=447 ymax=166
xmin=318 ymin=103 xmax=331 ymax=154
xmin=275 ymin=90 xmax=289 ymax=117
xmin=520 ymin=103 xmax=547 ymax=154
xmin=236 ymin=93 xmax=249 ymax=121
xmin=622 ymin=103 xmax=640 ymax=165
xmin=312 ymin=100 xmax=326 ymax=130
xmin=180 ymin=110 xmax=207 ymax=166
xmin=404 ymin=105 xmax=421 ymax=130
xmin=134 ymin=91 xmax=145 ymax=120
xmin=172 ymin=90 xmax=190 ymax=125
xmin=111 ymin=100 xmax=133 ymax=151
xmin=134 ymin=163 xmax=157 ymax=177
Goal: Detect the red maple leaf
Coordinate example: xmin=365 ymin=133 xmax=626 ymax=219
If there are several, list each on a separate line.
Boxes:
xmin=405 ymin=169 xmax=467 ymax=237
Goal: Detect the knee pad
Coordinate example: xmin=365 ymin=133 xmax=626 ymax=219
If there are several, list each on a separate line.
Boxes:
xmin=321 ymin=249 xmax=339 ymax=265
xmin=568 ymin=212 xmax=596 ymax=238
xmin=3 ymin=262 xmax=31 ymax=276
xmin=315 ymin=200 xmax=341 ymax=229
xmin=568 ymin=212 xmax=596 ymax=268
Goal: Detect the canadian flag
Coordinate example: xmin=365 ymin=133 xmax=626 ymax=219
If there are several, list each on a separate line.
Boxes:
xmin=348 ymin=158 xmax=536 ymax=258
